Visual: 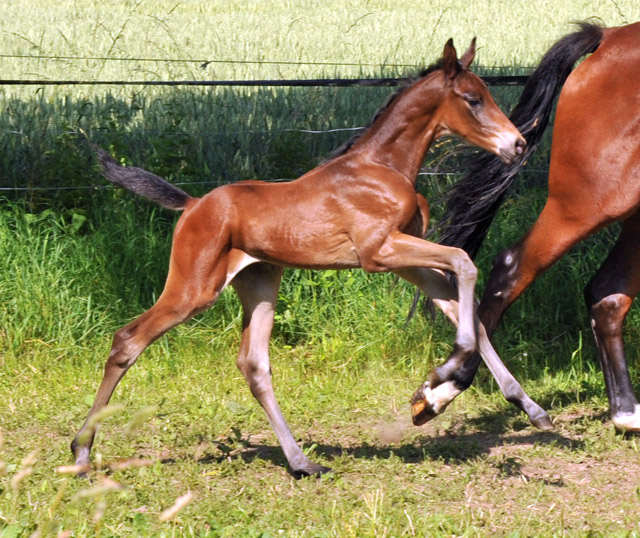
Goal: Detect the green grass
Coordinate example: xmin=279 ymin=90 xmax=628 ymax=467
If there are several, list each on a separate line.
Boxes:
xmin=2 ymin=334 xmax=639 ymax=537
xmin=2 ymin=0 xmax=639 ymax=84
xmin=1 ymin=196 xmax=639 ymax=537
xmin=3 ymin=1 xmax=640 ymax=536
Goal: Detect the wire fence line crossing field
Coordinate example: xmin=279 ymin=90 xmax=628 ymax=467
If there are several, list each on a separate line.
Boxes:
xmin=0 ymin=62 xmax=534 ymax=199
xmin=0 ymin=75 xmax=528 ymax=87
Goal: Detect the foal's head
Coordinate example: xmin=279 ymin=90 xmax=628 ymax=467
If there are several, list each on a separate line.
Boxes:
xmin=432 ymin=39 xmax=525 ymax=163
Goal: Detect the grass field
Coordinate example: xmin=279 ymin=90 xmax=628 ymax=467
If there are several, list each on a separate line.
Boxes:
xmin=2 ymin=0 xmax=639 ymax=82
xmin=2 ymin=1 xmax=640 ymax=537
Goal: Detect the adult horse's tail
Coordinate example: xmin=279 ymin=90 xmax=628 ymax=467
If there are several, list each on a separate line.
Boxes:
xmin=94 ymin=145 xmax=194 ymax=210
xmin=435 ymin=22 xmax=604 ymax=258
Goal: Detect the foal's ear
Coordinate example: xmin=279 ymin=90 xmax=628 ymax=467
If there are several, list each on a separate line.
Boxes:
xmin=460 ymin=38 xmax=476 ymax=70
xmin=442 ymin=38 xmax=459 ymax=79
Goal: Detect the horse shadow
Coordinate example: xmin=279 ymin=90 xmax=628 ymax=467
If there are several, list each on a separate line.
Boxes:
xmin=189 ymin=405 xmax=587 ymax=475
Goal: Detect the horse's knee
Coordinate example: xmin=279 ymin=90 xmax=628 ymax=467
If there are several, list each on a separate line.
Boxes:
xmin=478 ymin=245 xmax=524 ymax=332
xmin=585 ymin=292 xmax=629 ymax=339
xmin=486 ymin=246 xmax=521 ymax=295
xmin=451 ymin=249 xmax=477 ymax=284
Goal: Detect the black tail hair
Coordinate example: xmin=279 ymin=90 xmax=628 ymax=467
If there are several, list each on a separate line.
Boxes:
xmin=435 ymin=21 xmax=604 ymax=258
xmin=94 ymin=145 xmax=193 ymax=210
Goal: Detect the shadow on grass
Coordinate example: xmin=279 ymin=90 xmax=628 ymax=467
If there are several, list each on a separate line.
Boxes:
xmin=322 ymin=428 xmax=578 ymax=464
xmin=155 ymin=383 xmax=621 ymax=475
xmin=190 ymin=418 xmax=581 ymax=475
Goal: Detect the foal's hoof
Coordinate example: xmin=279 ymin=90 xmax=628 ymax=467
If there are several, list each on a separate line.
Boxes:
xmin=411 ymin=384 xmax=438 ymax=426
xmin=70 ymin=445 xmax=92 ymax=478
xmin=290 ymin=462 xmax=332 ymax=480
xmin=74 ymin=465 xmax=92 ymax=479
xmin=531 ymin=412 xmax=554 ymax=431
xmin=410 ymin=381 xmax=461 ymax=426
xmin=411 ymin=400 xmax=437 ymax=426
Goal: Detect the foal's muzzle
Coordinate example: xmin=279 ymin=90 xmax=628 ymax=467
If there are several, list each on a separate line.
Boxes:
xmin=498 ymin=136 xmax=526 ymax=164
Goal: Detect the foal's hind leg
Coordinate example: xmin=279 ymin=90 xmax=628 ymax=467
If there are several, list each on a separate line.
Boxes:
xmin=70 ymin=228 xmax=238 ymax=469
xmin=71 ymin=284 xmax=222 ymax=468
xmin=232 ymin=263 xmax=331 ymax=477
xmin=396 ymin=268 xmax=551 ymax=429
xmin=584 ymin=211 xmax=640 ymax=432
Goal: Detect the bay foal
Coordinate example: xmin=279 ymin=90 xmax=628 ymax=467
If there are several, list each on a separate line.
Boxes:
xmin=72 ymin=39 xmax=546 ymax=478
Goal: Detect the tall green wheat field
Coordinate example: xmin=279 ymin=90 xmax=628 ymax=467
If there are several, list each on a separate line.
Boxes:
xmin=1 ymin=1 xmax=640 ymax=537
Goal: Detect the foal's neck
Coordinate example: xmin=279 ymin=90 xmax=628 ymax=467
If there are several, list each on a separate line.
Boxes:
xmin=351 ymin=74 xmax=445 ymax=183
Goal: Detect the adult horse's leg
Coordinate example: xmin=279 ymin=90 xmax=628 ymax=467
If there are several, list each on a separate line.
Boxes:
xmin=231 ymin=263 xmax=331 ymax=477
xmin=449 ymin=195 xmax=609 ymax=393
xmin=436 ymin=167 xmax=640 ymax=432
xmin=584 ymin=211 xmax=640 ymax=431
xmin=396 ymin=267 xmax=551 ymax=429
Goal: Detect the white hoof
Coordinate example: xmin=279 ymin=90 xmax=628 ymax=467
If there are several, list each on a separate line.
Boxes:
xmin=612 ymin=405 xmax=640 ymax=432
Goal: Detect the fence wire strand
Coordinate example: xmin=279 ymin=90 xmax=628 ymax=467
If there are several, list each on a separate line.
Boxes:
xmin=0 ymin=170 xmax=549 ymax=192
xmin=0 ymin=57 xmax=534 ymax=194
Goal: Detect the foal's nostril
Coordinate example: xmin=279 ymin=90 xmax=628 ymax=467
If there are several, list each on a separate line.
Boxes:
xmin=515 ymin=138 xmax=526 ymax=155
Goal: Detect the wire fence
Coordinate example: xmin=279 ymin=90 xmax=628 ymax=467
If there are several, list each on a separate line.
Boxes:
xmin=0 ymin=52 xmax=430 ymax=68
xmin=0 ymin=75 xmax=528 ymax=88
xmin=0 ymin=170 xmax=550 ymax=193
xmin=0 ymin=52 xmax=531 ymax=87
xmin=0 ymin=52 xmax=535 ymax=71
xmin=0 ymin=55 xmax=537 ymax=194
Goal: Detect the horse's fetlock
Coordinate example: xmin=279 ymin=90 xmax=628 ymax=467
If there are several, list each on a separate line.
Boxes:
xmin=501 ymin=381 xmax=526 ymax=407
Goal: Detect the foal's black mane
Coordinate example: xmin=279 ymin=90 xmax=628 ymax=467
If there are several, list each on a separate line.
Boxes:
xmin=322 ymin=61 xmax=445 ymax=163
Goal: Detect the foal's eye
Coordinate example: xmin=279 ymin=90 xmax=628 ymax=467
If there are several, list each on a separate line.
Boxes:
xmin=464 ymin=95 xmax=483 ymax=108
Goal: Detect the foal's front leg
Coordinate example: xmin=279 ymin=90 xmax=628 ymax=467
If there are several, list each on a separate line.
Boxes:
xmin=396 ymin=267 xmax=552 ymax=429
xmin=232 ymin=263 xmax=331 ymax=478
xmin=372 ymin=231 xmax=479 ymax=361
xmin=369 ymin=232 xmax=479 ymax=424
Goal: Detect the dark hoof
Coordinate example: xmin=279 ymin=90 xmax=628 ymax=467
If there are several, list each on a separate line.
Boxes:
xmin=71 ymin=463 xmax=92 ymax=479
xmin=531 ymin=413 xmax=554 ymax=431
xmin=411 ymin=398 xmax=437 ymax=426
xmin=290 ymin=463 xmax=332 ymax=479
xmin=70 ymin=442 xmax=92 ymax=478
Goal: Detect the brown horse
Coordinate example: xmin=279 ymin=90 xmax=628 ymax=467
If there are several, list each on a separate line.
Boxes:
xmin=434 ymin=22 xmax=640 ymax=432
xmin=71 ymin=39 xmax=546 ymax=478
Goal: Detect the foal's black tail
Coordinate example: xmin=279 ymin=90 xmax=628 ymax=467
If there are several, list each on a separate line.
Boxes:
xmin=435 ymin=21 xmax=604 ymax=258
xmin=94 ymin=146 xmax=194 ymax=211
